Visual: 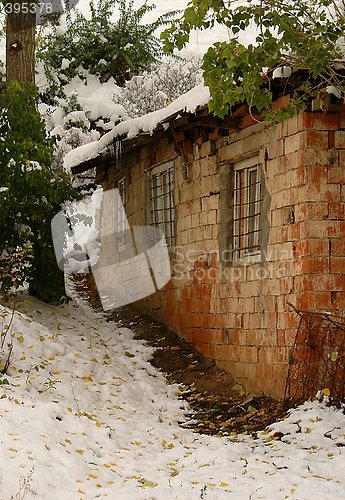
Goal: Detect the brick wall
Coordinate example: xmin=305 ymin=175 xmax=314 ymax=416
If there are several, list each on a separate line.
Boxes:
xmin=103 ymin=110 xmax=345 ymax=399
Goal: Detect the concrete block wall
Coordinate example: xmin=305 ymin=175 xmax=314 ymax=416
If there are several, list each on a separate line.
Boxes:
xmin=104 ymin=110 xmax=345 ymax=399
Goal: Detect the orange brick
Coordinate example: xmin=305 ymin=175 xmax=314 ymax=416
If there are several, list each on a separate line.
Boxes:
xmin=294 ymin=166 xmax=308 ymax=186
xmin=330 ymin=256 xmax=345 ymax=274
xmin=307 ymin=165 xmax=328 ymax=184
xmin=181 ymin=327 xmax=197 ymax=342
xmin=335 ymin=130 xmax=345 ymax=148
xmin=327 ymin=220 xmax=345 ymax=237
xmin=328 ymin=201 xmax=345 ymax=220
xmin=194 ymin=342 xmax=215 ymax=358
xmin=281 ymin=224 xmax=300 ymax=241
xmin=168 ymin=315 xmax=181 ymax=328
xmin=308 ymin=291 xmax=332 ymax=310
xmin=225 ymin=329 xmax=241 ymax=345
xmin=331 ymin=291 xmax=345 ymax=310
xmin=302 ymin=112 xmax=340 ymax=131
xmin=301 ymin=256 xmax=330 ymax=273
xmin=328 ymin=167 xmax=345 ymax=184
xmin=284 ymin=132 xmax=304 ymax=154
xmin=305 ymin=130 xmax=329 ymax=149
xmin=213 ymin=344 xmax=235 ymax=361
xmin=238 ymin=346 xmax=259 ymax=364
xmin=271 ymin=94 xmax=291 ymax=111
xmin=330 ymin=240 xmax=345 ymax=256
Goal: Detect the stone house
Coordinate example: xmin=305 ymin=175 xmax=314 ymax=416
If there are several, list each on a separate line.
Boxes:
xmin=70 ymin=83 xmax=345 ymax=399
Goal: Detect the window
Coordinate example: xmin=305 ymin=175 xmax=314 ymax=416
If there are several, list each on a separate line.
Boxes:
xmin=232 ymin=157 xmax=262 ymax=260
xmin=150 ymin=162 xmax=175 ymax=246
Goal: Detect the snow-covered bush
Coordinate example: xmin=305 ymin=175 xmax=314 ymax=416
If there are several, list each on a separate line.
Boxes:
xmin=113 ymin=56 xmax=203 ymax=117
xmin=39 ymin=72 xmax=127 ymax=171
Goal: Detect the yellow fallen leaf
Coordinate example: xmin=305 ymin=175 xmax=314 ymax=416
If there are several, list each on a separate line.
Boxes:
xmin=67 ymin=407 xmax=73 ymax=412
xmin=220 ymin=482 xmax=229 ymax=487
xmin=17 ymin=336 xmax=24 ymax=343
xmin=322 ymin=388 xmax=330 ymax=396
xmin=141 ymin=482 xmax=157 ymax=488
xmin=76 ymin=449 xmax=84 ymax=455
xmin=89 ymin=474 xmax=98 ymax=479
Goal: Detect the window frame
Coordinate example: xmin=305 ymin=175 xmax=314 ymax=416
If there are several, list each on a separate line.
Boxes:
xmin=150 ymin=161 xmax=175 ymax=248
xmin=232 ymin=156 xmax=262 ymax=263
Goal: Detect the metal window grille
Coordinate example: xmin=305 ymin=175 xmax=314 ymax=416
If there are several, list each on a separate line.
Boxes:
xmin=232 ymin=158 xmax=262 ymax=260
xmin=150 ymin=163 xmax=175 ymax=246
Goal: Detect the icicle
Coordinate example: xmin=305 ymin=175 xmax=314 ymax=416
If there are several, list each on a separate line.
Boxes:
xmin=115 ymin=137 xmax=122 ymax=165
xmin=111 ymin=137 xmax=122 ymax=167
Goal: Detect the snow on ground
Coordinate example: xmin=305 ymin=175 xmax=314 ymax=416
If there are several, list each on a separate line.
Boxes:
xmin=0 ymin=294 xmax=345 ymax=499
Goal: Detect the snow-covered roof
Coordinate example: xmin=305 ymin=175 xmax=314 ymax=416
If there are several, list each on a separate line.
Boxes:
xmin=63 ymin=84 xmax=211 ymax=171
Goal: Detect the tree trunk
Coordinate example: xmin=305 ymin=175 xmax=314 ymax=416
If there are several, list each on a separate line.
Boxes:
xmin=6 ymin=1 xmax=36 ymax=84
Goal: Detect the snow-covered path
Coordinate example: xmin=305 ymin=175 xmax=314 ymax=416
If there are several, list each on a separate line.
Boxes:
xmin=0 ymin=295 xmax=345 ymax=499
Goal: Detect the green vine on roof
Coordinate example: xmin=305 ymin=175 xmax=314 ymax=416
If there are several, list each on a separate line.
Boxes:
xmin=162 ymin=0 xmax=345 ymax=122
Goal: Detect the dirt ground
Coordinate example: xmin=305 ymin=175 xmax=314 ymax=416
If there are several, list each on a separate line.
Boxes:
xmin=72 ymin=273 xmax=290 ymax=436
xmin=106 ymin=305 xmax=290 ymax=437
